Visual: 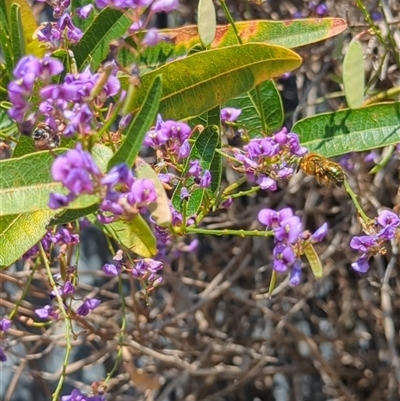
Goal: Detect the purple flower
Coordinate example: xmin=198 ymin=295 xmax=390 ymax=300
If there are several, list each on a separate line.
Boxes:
xmin=350 ymin=236 xmax=377 ymax=253
xmin=288 ymin=260 xmax=302 ymax=286
xmin=129 ymin=179 xmax=157 ymax=205
xmin=310 ymin=223 xmax=329 ymax=242
xmin=273 ymin=243 xmax=296 ymax=272
xmin=143 ymin=28 xmax=161 ymax=46
xmin=132 ymin=258 xmax=163 ymax=282
xmin=0 ymin=318 xmax=11 ymax=332
xmin=0 ymin=347 xmax=7 ymax=362
xmin=315 ymin=3 xmax=328 ymax=16
xmin=151 ymin=0 xmax=179 ymax=13
xmin=273 ymin=215 xmax=302 ymax=244
xmin=50 ymin=144 xmax=101 ymax=208
xmin=76 ymin=298 xmax=101 ymax=316
xmin=103 ymin=263 xmax=122 ymax=276
xmin=220 ymin=107 xmax=242 ymax=123
xmin=256 ymin=176 xmax=277 ymax=191
xmin=351 ymin=255 xmax=370 ymax=273
xmin=180 ymin=187 xmax=190 ymax=200
xmin=76 ymin=4 xmax=94 ymax=18
xmin=50 ymin=281 xmax=75 ymax=298
xmin=377 ymin=210 xmax=400 ymax=229
xmin=188 ymin=160 xmax=201 ymax=178
xmin=199 ymin=170 xmax=211 ymax=188
xmin=102 ymin=251 xmax=124 ymax=276
xmin=61 ymin=388 xmax=105 ymax=401
xmin=35 ymin=305 xmax=59 ymax=320
xmin=258 ymin=207 xmax=294 ymax=227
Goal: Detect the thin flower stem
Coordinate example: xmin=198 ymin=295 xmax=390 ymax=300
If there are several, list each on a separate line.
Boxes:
xmin=39 ymin=243 xmax=72 ymax=401
xmin=222 ymin=175 xmax=248 ymax=196
xmin=185 ymin=227 xmax=274 ymax=237
xmin=230 ymin=185 xmax=261 ymax=199
xmin=104 ymin=276 xmax=126 ymax=386
xmin=369 ymin=145 xmax=395 ymax=174
xmin=8 ymin=265 xmax=36 ymax=321
xmin=343 ymin=180 xmax=372 ymax=224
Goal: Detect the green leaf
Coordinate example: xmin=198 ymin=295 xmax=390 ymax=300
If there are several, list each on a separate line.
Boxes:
xmin=108 ymin=75 xmax=162 ymax=170
xmin=5 ymin=0 xmax=45 ymax=58
xmin=132 ymin=43 xmax=301 ymax=121
xmin=10 ymin=4 xmax=24 ymax=63
xmin=136 ymin=157 xmax=172 ymax=228
xmin=50 ymin=204 xmax=99 ymax=226
xmin=303 ymin=244 xmax=323 ymax=279
xmin=0 ymin=6 xmax=13 ymax=79
xmin=0 ymin=210 xmax=56 ymax=267
xmin=198 ymin=0 xmax=216 ymax=48
xmin=137 ymin=18 xmax=346 ymax=70
xmin=292 ymin=102 xmax=400 ymax=157
xmin=225 ymin=80 xmax=283 ymax=136
xmin=73 ymin=7 xmax=131 ymax=71
xmin=0 ymin=144 xmax=112 ymax=216
xmin=106 ymin=214 xmax=157 ymax=257
xmin=343 ymin=40 xmax=365 ymax=109
xmin=172 ymin=125 xmax=222 ymax=216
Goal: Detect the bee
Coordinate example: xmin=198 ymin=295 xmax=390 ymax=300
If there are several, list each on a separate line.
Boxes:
xmin=299 ymin=152 xmax=345 ymax=187
xmin=32 ymin=123 xmax=61 ymax=151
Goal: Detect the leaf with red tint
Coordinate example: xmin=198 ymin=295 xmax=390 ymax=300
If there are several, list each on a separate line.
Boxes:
xmin=125 ymin=18 xmax=347 ymax=70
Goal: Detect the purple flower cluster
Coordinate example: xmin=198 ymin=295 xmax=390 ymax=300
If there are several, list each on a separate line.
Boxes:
xmin=49 ymin=145 xmax=158 ymax=225
xmin=61 ymin=388 xmax=105 ymax=401
xmin=37 ymin=13 xmax=83 ymax=46
xmin=8 ymin=56 xmax=64 ymax=124
xmin=95 ymin=0 xmax=178 ymax=13
xmin=103 ymin=252 xmax=163 ymax=288
xmin=8 ymin=55 xmax=120 ymax=137
xmin=35 ymin=297 xmax=100 ymax=320
xmin=36 ymin=0 xmax=71 ymax=18
xmin=186 ymin=160 xmax=212 ymax=189
xmin=351 ymin=210 xmax=400 ymax=273
xmin=99 ymin=163 xmax=157 ymax=223
xmin=49 ymin=144 xmax=102 ymax=209
xmin=233 ymin=127 xmax=307 ymax=191
xmin=258 ymin=207 xmax=328 ymax=286
xmin=23 ymin=227 xmax=79 ymax=260
xmin=144 ymin=114 xmax=192 ymax=160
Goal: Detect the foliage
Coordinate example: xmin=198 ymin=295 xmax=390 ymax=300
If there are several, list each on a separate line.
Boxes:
xmin=1 ymin=0 xmax=400 ymax=399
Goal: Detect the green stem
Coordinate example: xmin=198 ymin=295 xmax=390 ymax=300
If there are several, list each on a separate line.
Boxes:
xmin=231 ymin=185 xmax=260 ymax=199
xmin=222 ymin=175 xmax=247 ymax=196
xmin=185 ymin=227 xmax=274 ymax=237
xmin=369 ymin=145 xmax=394 ymax=174
xmin=355 ymin=0 xmax=386 ymax=46
xmin=104 ymin=276 xmax=126 ymax=385
xmin=8 ymin=266 xmax=36 ymax=321
xmin=219 ymin=0 xmax=242 ymax=44
xmin=255 ymin=85 xmax=268 ymax=135
xmin=343 ymin=180 xmax=372 ymax=224
xmin=362 ymin=86 xmax=400 ymax=106
xmin=39 ymin=244 xmax=72 ymax=401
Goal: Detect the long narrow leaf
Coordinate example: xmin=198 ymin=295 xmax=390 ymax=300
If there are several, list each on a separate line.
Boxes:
xmin=292 ymin=102 xmax=400 ymax=157
xmin=73 ymin=7 xmax=131 ymax=71
xmin=108 ymin=75 xmax=162 ymax=170
xmin=130 ymin=43 xmax=301 ymax=121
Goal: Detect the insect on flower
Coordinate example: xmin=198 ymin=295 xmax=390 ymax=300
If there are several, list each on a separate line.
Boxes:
xmin=32 ymin=123 xmax=61 ymax=151
xmin=299 ymin=152 xmax=345 ymax=187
